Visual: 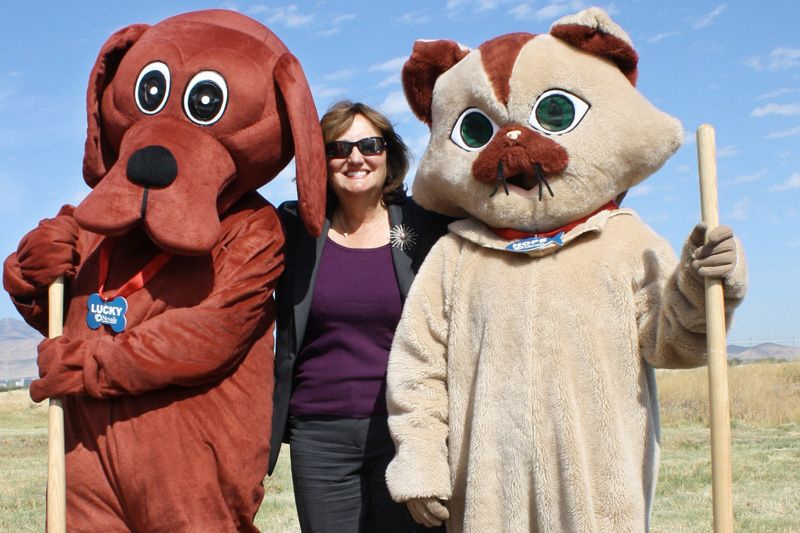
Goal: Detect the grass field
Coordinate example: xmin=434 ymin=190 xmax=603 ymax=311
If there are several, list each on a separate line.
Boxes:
xmin=2 ymin=362 xmax=799 ymax=532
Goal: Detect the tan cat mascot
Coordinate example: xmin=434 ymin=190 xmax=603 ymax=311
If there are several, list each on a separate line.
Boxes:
xmin=385 ymin=7 xmax=747 ymax=532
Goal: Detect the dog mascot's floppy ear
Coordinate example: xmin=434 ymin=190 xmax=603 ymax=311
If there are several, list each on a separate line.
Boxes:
xmin=274 ymin=52 xmax=326 ymax=237
xmin=83 ymin=24 xmax=149 ymax=187
xmin=80 ymin=14 xmax=326 ymax=241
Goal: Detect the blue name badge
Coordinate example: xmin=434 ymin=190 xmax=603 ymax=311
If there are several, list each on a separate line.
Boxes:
xmin=86 ymin=293 xmax=128 ymax=333
xmin=505 ymin=231 xmax=565 ymax=253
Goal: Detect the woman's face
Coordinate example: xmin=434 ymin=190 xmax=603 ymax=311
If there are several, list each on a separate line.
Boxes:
xmin=326 ymin=114 xmax=388 ymax=204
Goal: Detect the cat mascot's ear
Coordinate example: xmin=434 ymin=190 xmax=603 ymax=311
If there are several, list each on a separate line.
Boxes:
xmin=402 ymin=40 xmax=470 ymax=126
xmin=550 ymin=7 xmax=639 ymax=85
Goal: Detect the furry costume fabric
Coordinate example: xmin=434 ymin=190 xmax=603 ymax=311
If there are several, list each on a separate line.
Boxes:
xmin=3 ymin=10 xmax=326 ymax=531
xmin=385 ymin=8 xmax=747 ymax=532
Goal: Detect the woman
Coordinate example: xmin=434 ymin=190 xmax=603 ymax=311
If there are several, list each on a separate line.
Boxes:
xmin=269 ymin=101 xmax=451 ymax=532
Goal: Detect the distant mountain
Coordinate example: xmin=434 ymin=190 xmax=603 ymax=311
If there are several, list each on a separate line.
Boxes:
xmin=0 ymin=318 xmax=41 ymax=380
xmin=0 ymin=317 xmax=797 ymax=383
xmin=729 ymin=342 xmax=800 ymax=362
xmin=0 ymin=317 xmax=42 ymax=340
xmin=726 ymin=344 xmax=748 ymax=356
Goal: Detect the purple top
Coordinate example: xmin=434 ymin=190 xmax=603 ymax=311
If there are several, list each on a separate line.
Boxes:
xmin=290 ymin=238 xmax=403 ymax=418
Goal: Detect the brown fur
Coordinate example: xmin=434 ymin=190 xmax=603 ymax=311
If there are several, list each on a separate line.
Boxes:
xmin=478 ymin=33 xmax=536 ymax=105
xmin=550 ymin=23 xmax=639 ymax=85
xmin=471 ymin=124 xmax=568 ymax=184
xmin=402 ymin=40 xmax=470 ymax=125
xmin=3 ymin=10 xmax=327 ymax=531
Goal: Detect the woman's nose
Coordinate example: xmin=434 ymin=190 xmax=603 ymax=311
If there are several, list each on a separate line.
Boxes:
xmin=347 ymin=147 xmax=365 ymax=164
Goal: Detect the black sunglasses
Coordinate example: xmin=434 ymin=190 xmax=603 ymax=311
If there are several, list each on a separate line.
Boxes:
xmin=325 ymin=137 xmax=386 ymax=159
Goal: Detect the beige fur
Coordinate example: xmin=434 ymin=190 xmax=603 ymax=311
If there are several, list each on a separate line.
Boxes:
xmin=414 ymin=33 xmax=682 ymax=233
xmin=387 ymin=211 xmax=746 ymax=532
xmin=387 ymin=7 xmax=747 ymax=532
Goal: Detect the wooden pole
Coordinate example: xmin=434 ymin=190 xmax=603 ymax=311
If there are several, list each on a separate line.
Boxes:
xmin=696 ymin=124 xmax=734 ymax=532
xmin=47 ymin=276 xmax=66 ymax=533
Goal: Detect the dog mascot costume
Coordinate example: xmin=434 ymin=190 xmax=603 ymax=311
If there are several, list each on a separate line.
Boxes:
xmin=385 ymin=8 xmax=747 ymax=532
xmin=3 ymin=10 xmax=325 ymax=531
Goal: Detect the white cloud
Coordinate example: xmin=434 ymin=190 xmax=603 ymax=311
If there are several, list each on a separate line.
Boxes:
xmin=628 ymin=183 xmax=653 ymax=197
xmin=369 ymin=56 xmax=407 ymax=73
xmin=376 ymin=73 xmax=401 ymax=89
xmin=509 ymin=3 xmax=534 ymax=19
xmin=323 ymin=68 xmax=356 ymax=82
xmin=766 ymin=126 xmax=800 ymax=139
xmin=724 ymin=197 xmax=750 ymax=221
xmin=509 ymin=1 xmax=587 ymax=21
xmin=316 ymin=14 xmax=356 ymax=36
xmin=769 ymin=172 xmax=800 ymax=192
xmin=447 ymin=0 xmax=470 ymax=8
xmin=247 ymin=4 xmax=268 ymax=14
xmin=750 ymin=103 xmax=800 ymax=117
xmin=311 ymin=85 xmax=348 ymax=100
xmin=757 ymin=88 xmax=800 ymax=100
xmin=648 ymin=31 xmax=680 ymax=44
xmin=730 ymin=170 xmax=766 ymax=185
xmin=716 ymin=145 xmax=739 ymax=158
xmin=332 ymin=14 xmax=356 ymax=24
xmin=746 ymin=47 xmax=800 ymax=71
xmin=476 ymin=0 xmax=500 ymax=12
xmin=693 ymin=3 xmax=727 ymax=29
xmin=379 ymin=91 xmax=411 ymax=116
xmin=265 ymin=4 xmax=314 ymax=28
xmin=399 ymin=10 xmax=431 ymax=24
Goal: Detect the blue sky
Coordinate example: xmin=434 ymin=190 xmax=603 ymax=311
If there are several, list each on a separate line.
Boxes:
xmin=1 ymin=1 xmax=798 ymax=343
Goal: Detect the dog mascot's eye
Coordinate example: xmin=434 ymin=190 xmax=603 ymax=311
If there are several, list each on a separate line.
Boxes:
xmin=450 ymin=108 xmax=499 ymax=152
xmin=528 ymin=89 xmax=589 ymax=135
xmin=183 ymin=71 xmax=228 ymax=126
xmin=135 ymin=62 xmax=171 ymax=114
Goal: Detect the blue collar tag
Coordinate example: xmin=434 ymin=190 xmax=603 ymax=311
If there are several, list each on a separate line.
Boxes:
xmin=87 ymin=293 xmax=128 ymax=333
xmin=505 ymin=231 xmax=565 ymax=253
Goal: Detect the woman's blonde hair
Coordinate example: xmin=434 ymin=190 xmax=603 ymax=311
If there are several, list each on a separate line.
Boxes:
xmin=320 ymin=101 xmax=410 ymax=205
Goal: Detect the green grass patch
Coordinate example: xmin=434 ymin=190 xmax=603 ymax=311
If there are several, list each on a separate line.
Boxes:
xmin=652 ymin=424 xmax=800 ymax=532
xmin=2 ymin=389 xmax=798 ymax=531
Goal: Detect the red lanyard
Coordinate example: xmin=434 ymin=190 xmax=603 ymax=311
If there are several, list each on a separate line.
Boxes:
xmin=97 ymin=239 xmax=173 ymax=300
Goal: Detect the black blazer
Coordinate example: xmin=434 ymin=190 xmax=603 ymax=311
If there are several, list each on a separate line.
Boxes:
xmin=268 ymin=196 xmax=452 ymax=474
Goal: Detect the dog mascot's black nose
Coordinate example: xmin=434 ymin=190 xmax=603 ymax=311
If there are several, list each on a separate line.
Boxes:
xmin=127 ymin=145 xmax=178 ymax=187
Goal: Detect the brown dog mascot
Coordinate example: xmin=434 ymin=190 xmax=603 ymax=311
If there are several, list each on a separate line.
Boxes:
xmin=2 ymin=10 xmax=325 ymax=531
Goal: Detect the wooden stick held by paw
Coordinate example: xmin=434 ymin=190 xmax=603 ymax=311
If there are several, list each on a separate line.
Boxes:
xmin=696 ymin=124 xmax=734 ymax=533
xmin=47 ymin=276 xmax=66 ymax=533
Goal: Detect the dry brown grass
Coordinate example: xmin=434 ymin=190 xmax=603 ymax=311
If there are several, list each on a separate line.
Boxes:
xmin=656 ymin=361 xmax=800 ymax=426
xmin=3 ymin=363 xmax=799 ymax=531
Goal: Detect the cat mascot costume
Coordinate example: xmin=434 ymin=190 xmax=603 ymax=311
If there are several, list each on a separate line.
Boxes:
xmin=385 ymin=7 xmax=747 ymax=532
xmin=2 ymin=10 xmax=326 ymax=532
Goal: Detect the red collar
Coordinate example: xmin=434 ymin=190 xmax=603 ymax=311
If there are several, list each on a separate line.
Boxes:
xmin=490 ymin=201 xmax=618 ymax=241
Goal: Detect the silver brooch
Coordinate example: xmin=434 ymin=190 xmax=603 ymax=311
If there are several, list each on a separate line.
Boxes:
xmin=390 ymin=224 xmax=417 ymax=251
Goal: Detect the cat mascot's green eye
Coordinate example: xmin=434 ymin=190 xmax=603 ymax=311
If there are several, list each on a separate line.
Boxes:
xmin=529 ymin=89 xmax=590 ymax=134
xmin=451 ymin=108 xmax=499 ymax=151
